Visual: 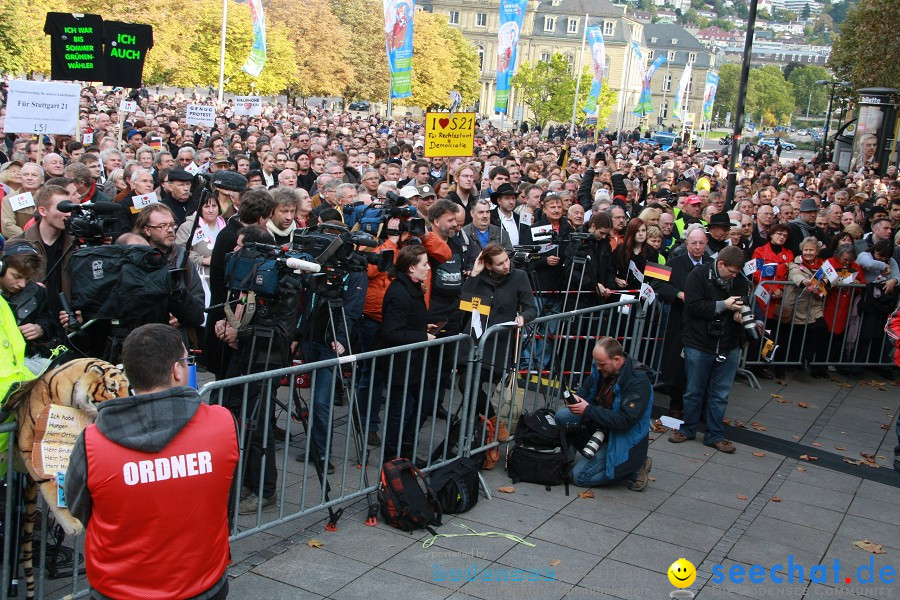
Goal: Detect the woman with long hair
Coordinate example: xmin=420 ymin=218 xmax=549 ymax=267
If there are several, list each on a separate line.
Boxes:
xmin=381 ymin=245 xmax=433 ymax=461
xmin=612 ymin=218 xmax=660 ymax=289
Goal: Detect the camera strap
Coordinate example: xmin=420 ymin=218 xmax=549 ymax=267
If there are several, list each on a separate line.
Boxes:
xmin=224 ymin=291 xmax=257 ymax=330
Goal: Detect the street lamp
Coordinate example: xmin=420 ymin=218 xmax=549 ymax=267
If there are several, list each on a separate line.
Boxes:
xmin=815 ymin=79 xmax=852 ymax=153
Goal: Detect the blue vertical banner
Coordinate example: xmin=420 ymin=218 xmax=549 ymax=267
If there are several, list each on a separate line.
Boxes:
xmin=495 ymin=0 xmax=528 ymax=114
xmin=703 ymin=72 xmax=719 ymax=122
xmin=241 ymin=0 xmax=267 ymax=77
xmin=583 ymin=26 xmax=605 ymax=116
xmin=384 ymin=0 xmax=414 ymax=99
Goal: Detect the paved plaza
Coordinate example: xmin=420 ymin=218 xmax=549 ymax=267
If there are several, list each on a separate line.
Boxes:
xmin=221 ymin=368 xmax=900 ymax=600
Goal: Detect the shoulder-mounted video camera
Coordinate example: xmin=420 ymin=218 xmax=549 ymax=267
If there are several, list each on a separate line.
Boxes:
xmin=59 ymin=200 xmax=128 ymax=245
xmin=344 ymin=190 xmax=426 ymax=238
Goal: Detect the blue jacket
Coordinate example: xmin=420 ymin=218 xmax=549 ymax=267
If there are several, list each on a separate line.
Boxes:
xmin=576 ymin=355 xmax=652 ymax=481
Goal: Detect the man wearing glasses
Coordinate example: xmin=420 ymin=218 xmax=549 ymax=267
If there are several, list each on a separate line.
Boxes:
xmin=133 ymin=204 xmax=205 ymax=320
xmin=668 ymin=246 xmax=750 ymax=454
xmin=65 ymin=323 xmax=239 ymax=600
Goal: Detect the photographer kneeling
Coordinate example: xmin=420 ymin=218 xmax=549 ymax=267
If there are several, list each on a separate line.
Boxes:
xmin=555 ymin=337 xmax=653 ymax=491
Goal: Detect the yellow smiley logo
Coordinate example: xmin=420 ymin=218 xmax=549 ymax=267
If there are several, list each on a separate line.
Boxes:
xmin=668 ymin=558 xmax=696 ymax=588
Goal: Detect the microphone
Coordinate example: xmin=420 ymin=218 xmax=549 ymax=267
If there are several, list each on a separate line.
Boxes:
xmin=285 ymin=257 xmax=321 ymax=273
xmin=57 ymin=200 xmax=126 ymax=214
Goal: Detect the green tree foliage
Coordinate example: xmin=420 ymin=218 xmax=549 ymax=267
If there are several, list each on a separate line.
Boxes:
xmin=405 ymin=12 xmax=479 ymax=110
xmin=512 ymin=54 xmax=591 ymax=131
xmin=0 ymin=0 xmax=52 ymax=76
xmin=828 ymin=0 xmax=900 ymax=88
xmin=786 ymin=65 xmax=830 ymax=115
xmin=746 ymin=65 xmax=795 ymax=125
xmin=712 ymin=62 xmax=740 ymax=120
xmin=328 ymin=0 xmax=389 ymax=102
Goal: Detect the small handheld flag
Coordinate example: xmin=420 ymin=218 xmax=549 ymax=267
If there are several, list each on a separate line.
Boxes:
xmin=643 ymin=262 xmax=672 ymax=282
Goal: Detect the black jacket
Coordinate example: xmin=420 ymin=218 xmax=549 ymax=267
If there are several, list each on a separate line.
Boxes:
xmin=2 ymin=280 xmax=58 ymax=355
xmin=461 ymin=268 xmax=537 ymax=368
xmin=381 ymin=273 xmax=429 ymax=383
xmin=521 ymin=216 xmax=573 ymax=293
xmin=682 ymin=262 xmax=751 ymax=354
xmin=655 ymin=253 xmax=712 ymax=387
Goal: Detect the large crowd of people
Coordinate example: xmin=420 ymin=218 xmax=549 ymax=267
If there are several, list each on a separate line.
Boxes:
xmin=2 ymin=85 xmax=899 ymax=500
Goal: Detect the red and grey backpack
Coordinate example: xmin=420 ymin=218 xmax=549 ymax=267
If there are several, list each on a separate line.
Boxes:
xmin=377 ymin=458 xmax=442 ymax=534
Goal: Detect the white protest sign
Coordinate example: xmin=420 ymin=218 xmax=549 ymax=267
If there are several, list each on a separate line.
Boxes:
xmin=4 ymin=80 xmax=79 ymax=135
xmin=703 ymin=165 xmax=716 ymax=176
xmin=233 ymin=96 xmax=262 ymax=116
xmin=754 ymin=284 xmax=771 ymax=306
xmin=618 ymin=294 xmax=636 ymax=315
xmin=119 ymin=99 xmax=137 ymax=113
xmin=183 ymin=161 xmax=201 ymax=175
xmin=639 ymin=282 xmax=656 ymax=305
xmin=8 ymin=192 xmax=35 ymax=212
xmin=519 ymin=210 xmax=533 ymax=226
xmin=133 ymin=192 xmax=159 ymax=209
xmin=821 ymin=261 xmax=840 ymax=283
xmin=32 ymin=405 xmax=92 ymax=482
xmin=82 ymin=132 xmax=94 ymax=144
xmin=185 ymin=104 xmax=216 ymax=127
xmin=742 ymin=259 xmax=759 ymax=277
xmin=530 ymin=224 xmax=552 ymax=240
xmin=628 ymin=260 xmax=645 ymax=283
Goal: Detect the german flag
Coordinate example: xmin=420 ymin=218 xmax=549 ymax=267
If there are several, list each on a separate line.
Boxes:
xmin=643 ymin=263 xmax=672 ymax=282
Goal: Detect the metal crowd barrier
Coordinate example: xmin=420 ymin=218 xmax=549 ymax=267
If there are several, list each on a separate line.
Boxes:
xmin=467 ymin=298 xmax=644 ymax=456
xmin=741 ymin=280 xmax=895 ymax=371
xmin=199 ymin=334 xmax=475 ymax=540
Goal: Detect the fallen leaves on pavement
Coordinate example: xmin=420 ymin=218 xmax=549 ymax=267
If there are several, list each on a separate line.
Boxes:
xmin=307 ymin=539 xmax=325 ymax=548
xmin=853 ymin=540 xmax=885 ymax=554
xmin=797 ymin=402 xmax=809 ymax=408
xmin=770 ymin=497 xmax=782 ymax=502
xmin=578 ymin=490 xmax=595 ymax=499
xmin=812 ymin=442 xmax=823 ymax=447
xmin=651 ymin=419 xmax=668 ymax=433
xmin=799 ymin=454 xmax=818 ymax=461
xmin=550 ymin=559 xmax=562 ymax=566
xmin=752 ymin=452 xmax=766 ymax=457
xmin=737 ymin=494 xmax=748 ymax=500
xmin=835 ymin=446 xmax=846 ymax=450
xmin=498 ymin=485 xmax=516 ymax=493
xmin=795 ymin=466 xmax=806 ymax=472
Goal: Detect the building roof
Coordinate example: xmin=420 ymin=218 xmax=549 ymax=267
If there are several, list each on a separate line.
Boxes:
xmin=534 ymin=0 xmax=624 ymax=18
xmin=642 ymin=23 xmax=711 ymax=67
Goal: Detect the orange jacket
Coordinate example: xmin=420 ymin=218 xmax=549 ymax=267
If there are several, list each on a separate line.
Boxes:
xmin=362 ymin=233 xmax=451 ymax=322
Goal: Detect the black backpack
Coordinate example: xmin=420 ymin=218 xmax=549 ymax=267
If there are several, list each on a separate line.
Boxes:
xmin=378 ymin=458 xmax=442 ymax=534
xmin=506 ymin=408 xmax=573 ymax=494
xmin=429 ymin=416 xmax=489 ymax=467
xmin=429 ymin=456 xmax=481 ymax=514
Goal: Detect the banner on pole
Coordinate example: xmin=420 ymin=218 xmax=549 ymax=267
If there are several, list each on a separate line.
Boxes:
xmin=242 ymin=0 xmax=267 ymax=77
xmin=384 ymin=0 xmax=415 ymax=99
xmin=494 ymin=0 xmax=528 ymax=114
xmin=673 ymin=61 xmax=692 ymax=119
xmin=633 ymin=56 xmax=667 ymax=116
xmin=583 ymin=26 xmax=605 ymax=116
xmin=702 ymin=72 xmax=719 ymax=123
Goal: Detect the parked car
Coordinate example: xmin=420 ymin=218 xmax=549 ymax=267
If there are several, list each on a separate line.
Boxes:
xmin=348 ymin=100 xmax=371 ymax=111
xmin=759 ymin=138 xmax=796 ymax=151
xmin=650 ymin=132 xmax=678 ymax=151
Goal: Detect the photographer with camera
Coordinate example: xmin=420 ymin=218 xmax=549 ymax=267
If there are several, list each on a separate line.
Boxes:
xmin=10 ymin=184 xmax=74 ymax=334
xmin=669 ymin=246 xmax=751 ymax=454
xmin=554 ymin=337 xmax=653 ymax=491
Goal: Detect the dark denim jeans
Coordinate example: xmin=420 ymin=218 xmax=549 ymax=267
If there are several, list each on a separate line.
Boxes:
xmin=355 ymin=316 xmax=384 ymax=429
xmin=302 ymin=341 xmax=339 ymax=461
xmin=555 ymin=407 xmax=616 ymax=487
xmin=680 ymin=346 xmax=740 ymax=445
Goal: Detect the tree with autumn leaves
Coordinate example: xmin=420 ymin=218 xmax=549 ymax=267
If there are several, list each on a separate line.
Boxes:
xmin=0 ymin=0 xmax=480 ymax=109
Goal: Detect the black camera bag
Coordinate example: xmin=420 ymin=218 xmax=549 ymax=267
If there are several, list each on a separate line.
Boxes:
xmin=506 ymin=408 xmax=573 ymax=494
xmin=429 ymin=456 xmax=481 ymax=514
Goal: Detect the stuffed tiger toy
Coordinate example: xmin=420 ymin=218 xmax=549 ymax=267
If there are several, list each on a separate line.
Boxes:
xmin=3 ymin=358 xmax=128 ymax=599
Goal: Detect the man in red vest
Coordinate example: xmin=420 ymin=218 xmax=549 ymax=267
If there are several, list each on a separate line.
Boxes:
xmin=65 ymin=324 xmax=239 ymax=599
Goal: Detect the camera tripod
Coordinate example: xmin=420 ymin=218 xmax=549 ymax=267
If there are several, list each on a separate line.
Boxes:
xmin=294 ymin=291 xmax=381 ymax=528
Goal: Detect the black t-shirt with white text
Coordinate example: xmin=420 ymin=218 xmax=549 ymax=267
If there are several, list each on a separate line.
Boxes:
xmin=44 ymin=12 xmax=105 ymax=81
xmin=102 ymin=21 xmax=153 ymax=88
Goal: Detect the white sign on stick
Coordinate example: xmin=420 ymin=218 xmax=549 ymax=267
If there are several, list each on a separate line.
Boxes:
xmin=185 ymin=104 xmax=216 ymax=127
xmin=4 ymin=80 xmax=79 ymax=135
xmin=233 ymin=96 xmax=262 ymax=116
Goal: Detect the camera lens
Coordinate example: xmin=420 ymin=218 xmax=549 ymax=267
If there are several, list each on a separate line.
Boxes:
xmin=581 ymin=430 xmax=606 ymax=459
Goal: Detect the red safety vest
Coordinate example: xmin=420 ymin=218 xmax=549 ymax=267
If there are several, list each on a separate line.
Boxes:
xmin=84 ymin=403 xmax=238 ymax=599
